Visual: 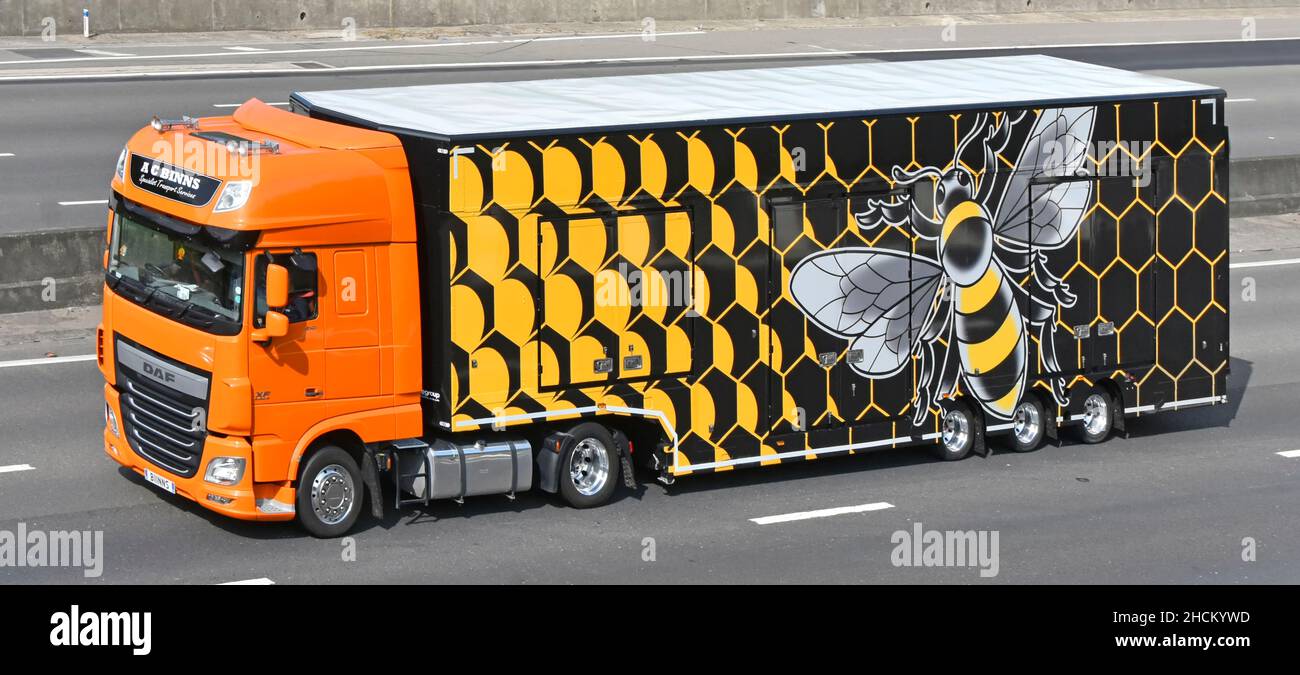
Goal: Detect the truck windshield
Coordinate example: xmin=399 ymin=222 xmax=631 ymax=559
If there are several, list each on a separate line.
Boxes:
xmin=107 ymin=209 xmax=245 ymax=334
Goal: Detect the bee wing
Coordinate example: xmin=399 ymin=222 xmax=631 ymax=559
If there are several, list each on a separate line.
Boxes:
xmin=789 ymin=248 xmax=945 ymax=377
xmin=992 ymin=106 xmax=1096 ymax=250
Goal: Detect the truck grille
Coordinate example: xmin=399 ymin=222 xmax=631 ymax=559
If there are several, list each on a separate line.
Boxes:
xmin=114 ymin=337 xmax=210 ymax=478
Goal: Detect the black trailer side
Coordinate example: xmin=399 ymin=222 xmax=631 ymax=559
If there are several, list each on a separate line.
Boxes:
xmin=295 ymin=55 xmax=1229 ymax=480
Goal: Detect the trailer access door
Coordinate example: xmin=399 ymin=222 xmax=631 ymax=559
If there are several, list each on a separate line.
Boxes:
xmin=767 ymin=190 xmax=918 ymax=436
xmin=1029 ymin=173 xmax=1158 ymax=377
xmin=537 ymin=210 xmax=694 ymax=391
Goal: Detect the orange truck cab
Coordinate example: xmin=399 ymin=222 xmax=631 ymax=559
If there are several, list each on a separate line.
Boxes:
xmin=101 ymin=101 xmax=429 ymax=536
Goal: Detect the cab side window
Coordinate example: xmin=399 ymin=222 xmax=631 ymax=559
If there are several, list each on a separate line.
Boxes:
xmin=254 ymin=253 xmax=319 ymax=327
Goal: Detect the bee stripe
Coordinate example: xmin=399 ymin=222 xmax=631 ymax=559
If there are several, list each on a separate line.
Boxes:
xmin=954 ymin=275 xmax=1014 ymax=344
xmin=958 ymin=263 xmax=1002 ymax=314
xmin=988 ymin=377 xmax=1024 ymax=417
xmin=941 ymin=200 xmax=984 ymax=243
xmin=961 ymin=308 xmax=1021 ymax=374
xmin=965 ymin=345 xmax=1025 ymax=401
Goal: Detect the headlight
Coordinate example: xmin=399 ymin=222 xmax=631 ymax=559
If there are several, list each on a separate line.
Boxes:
xmin=105 ymin=403 xmax=120 ymax=437
xmin=204 ymin=457 xmax=246 ymax=486
xmin=115 ymin=147 xmax=128 ymax=182
xmin=213 ymin=181 xmax=253 ymax=213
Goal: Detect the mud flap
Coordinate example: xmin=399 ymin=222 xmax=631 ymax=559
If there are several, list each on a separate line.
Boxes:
xmin=611 ymin=429 xmax=636 ymax=489
xmin=537 ymin=431 xmax=574 ymax=494
xmin=971 ymin=413 xmax=989 ymax=458
xmin=362 ymin=446 xmax=385 ymax=519
xmin=1044 ymin=410 xmax=1061 ymax=445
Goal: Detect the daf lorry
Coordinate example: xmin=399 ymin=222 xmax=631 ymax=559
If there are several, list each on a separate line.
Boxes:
xmin=99 ymin=55 xmax=1230 ymax=536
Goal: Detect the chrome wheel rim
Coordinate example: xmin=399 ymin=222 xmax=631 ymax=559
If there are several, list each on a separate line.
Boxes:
xmin=1013 ymin=402 xmax=1042 ymax=446
xmin=310 ymin=464 xmax=355 ymax=526
xmin=941 ymin=410 xmax=970 ymax=453
xmin=569 ymin=438 xmax=610 ymax=497
xmin=1083 ymin=393 xmax=1110 ymax=437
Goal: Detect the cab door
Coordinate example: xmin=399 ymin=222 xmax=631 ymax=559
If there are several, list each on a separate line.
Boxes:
xmin=248 ymin=251 xmax=327 ymax=410
xmin=324 ymin=248 xmax=381 ymax=401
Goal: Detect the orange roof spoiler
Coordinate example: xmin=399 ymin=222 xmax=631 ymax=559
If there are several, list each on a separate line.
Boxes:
xmin=232 ymin=99 xmax=399 ymax=151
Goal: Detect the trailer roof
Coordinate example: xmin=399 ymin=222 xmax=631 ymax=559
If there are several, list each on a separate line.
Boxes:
xmin=291 ymin=55 xmax=1222 ymax=141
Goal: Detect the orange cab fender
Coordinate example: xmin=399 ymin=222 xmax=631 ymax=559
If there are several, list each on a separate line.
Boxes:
xmin=285 ymin=403 xmax=422 ymax=483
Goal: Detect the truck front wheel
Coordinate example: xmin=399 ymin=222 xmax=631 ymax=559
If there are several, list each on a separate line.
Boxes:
xmin=297 ymin=445 xmax=363 ymax=538
xmin=559 ymin=423 xmax=620 ymax=509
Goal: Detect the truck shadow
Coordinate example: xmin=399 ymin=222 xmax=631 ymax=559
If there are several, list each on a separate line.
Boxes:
xmin=1108 ymin=356 xmax=1249 ymax=441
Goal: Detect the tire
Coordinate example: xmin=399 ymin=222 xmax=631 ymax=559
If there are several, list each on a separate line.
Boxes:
xmin=932 ymin=403 xmax=976 ymax=461
xmin=559 ymin=422 xmax=620 ymax=509
xmin=1009 ymin=398 xmax=1046 ymax=453
xmin=1077 ymin=389 xmax=1115 ymax=445
xmin=297 ymin=445 xmax=363 ymax=538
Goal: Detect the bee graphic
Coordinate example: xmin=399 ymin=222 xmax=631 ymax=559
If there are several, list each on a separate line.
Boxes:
xmin=789 ymin=107 xmax=1096 ymax=426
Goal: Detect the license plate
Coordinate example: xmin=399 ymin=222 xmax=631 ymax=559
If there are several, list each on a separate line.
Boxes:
xmin=144 ymin=468 xmax=176 ymax=494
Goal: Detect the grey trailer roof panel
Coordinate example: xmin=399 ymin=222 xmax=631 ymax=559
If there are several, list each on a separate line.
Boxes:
xmin=292 ymin=55 xmax=1222 ymax=140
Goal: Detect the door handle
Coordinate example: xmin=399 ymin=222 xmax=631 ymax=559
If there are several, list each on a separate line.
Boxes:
xmin=305 ymin=388 xmax=323 ymax=398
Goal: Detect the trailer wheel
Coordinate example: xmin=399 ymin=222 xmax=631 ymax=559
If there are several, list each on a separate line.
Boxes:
xmin=1009 ymin=398 xmax=1046 ymax=453
xmin=559 ymin=422 xmax=620 ymax=508
xmin=933 ymin=403 xmax=976 ymax=461
xmin=297 ymin=445 xmax=363 ymax=538
xmin=1078 ymin=390 xmax=1115 ymax=445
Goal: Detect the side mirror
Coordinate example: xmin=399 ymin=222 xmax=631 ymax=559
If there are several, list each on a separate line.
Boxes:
xmin=265 ymin=263 xmax=289 ymax=309
xmin=251 ymin=310 xmax=289 ymax=343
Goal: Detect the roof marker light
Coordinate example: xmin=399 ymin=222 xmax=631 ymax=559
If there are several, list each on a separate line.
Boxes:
xmin=150 ymin=115 xmax=199 ymax=133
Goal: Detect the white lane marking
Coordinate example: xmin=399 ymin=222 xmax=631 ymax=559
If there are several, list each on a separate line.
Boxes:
xmin=57 ymin=199 xmax=109 ymax=206
xmin=212 ymin=102 xmax=289 ymax=108
xmin=4 ymin=35 xmax=1299 ymax=81
xmin=0 ymin=152 xmax=13 ymax=157
xmin=0 ymin=31 xmax=708 ymax=66
xmin=0 ymin=464 xmax=36 ymax=474
xmin=219 ymin=577 xmax=275 ymax=585
xmin=76 ymin=49 xmax=135 ymax=57
xmin=0 ymin=354 xmax=97 ymax=369
xmin=750 ymin=501 xmax=895 ymax=525
xmin=224 ymin=46 xmax=267 ymax=52
xmin=1277 ymin=450 xmax=1300 ymax=459
xmin=1225 ymin=98 xmax=1256 ymax=103
xmin=1230 ymin=257 xmax=1300 ymax=269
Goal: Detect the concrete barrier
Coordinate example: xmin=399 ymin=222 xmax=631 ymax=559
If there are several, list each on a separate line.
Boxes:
xmin=0 ymin=226 xmax=105 ymax=313
xmin=0 ymin=154 xmax=1295 ymax=314
xmin=1 ymin=0 xmax=1297 ymax=36
xmin=1228 ymin=155 xmax=1300 ymax=218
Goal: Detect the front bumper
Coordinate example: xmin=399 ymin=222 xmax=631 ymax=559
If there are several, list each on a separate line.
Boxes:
xmin=103 ymin=384 xmax=295 ymax=522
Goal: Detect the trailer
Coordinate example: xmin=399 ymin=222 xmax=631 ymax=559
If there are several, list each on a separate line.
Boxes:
xmin=101 ymin=55 xmax=1229 ymax=536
